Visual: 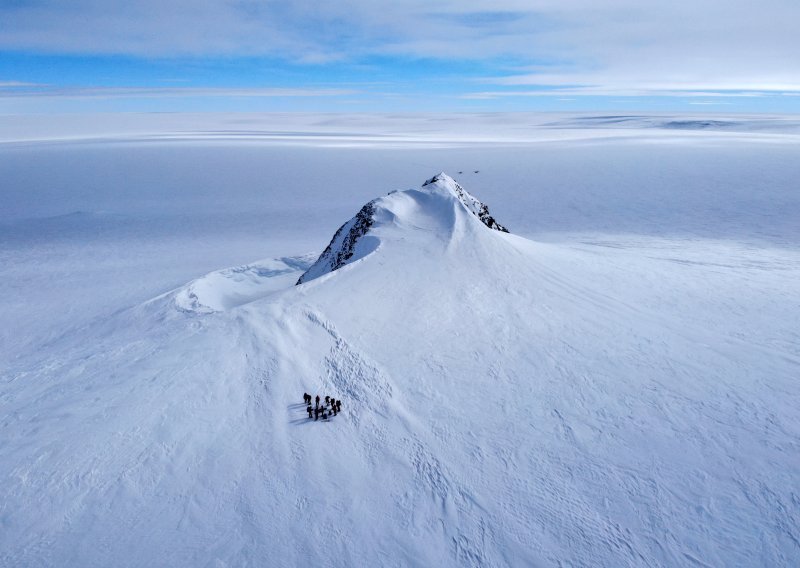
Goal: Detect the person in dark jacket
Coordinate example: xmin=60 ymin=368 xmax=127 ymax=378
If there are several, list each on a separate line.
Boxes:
xmin=307 ymin=405 xmax=313 ymax=418
xmin=315 ymin=395 xmax=320 ymax=408
xmin=336 ymin=400 xmax=342 ymax=412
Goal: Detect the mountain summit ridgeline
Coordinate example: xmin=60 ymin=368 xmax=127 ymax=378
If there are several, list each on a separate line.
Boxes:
xmin=297 ymin=173 xmax=508 ymax=285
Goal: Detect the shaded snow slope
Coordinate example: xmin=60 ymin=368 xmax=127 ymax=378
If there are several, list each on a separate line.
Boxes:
xmin=1 ymin=175 xmax=799 ymax=567
xmin=297 ymin=172 xmax=507 ymax=284
xmin=171 ymin=254 xmax=315 ymax=313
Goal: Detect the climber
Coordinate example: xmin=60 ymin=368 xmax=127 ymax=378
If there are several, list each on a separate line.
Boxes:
xmin=307 ymin=405 xmax=313 ymax=419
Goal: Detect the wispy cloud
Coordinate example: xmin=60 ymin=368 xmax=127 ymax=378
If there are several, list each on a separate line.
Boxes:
xmin=461 ymin=88 xmax=794 ymax=100
xmin=1 ymin=1 xmax=799 ymax=103
xmin=0 ymin=85 xmax=357 ymax=100
xmin=0 ymin=81 xmax=44 ymax=88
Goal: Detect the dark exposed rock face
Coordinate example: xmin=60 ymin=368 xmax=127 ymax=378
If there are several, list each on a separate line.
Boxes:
xmin=473 ymin=202 xmax=508 ymax=233
xmin=296 ymin=201 xmax=375 ymax=285
xmin=422 ymin=173 xmax=509 ymax=233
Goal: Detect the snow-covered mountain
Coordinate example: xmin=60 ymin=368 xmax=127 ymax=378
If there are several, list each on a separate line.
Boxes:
xmin=1 ymin=173 xmax=798 ymax=567
xmin=297 ymin=173 xmax=507 ymax=285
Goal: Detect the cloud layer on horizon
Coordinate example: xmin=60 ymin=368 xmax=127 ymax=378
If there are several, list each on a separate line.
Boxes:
xmin=1 ymin=1 xmax=799 ymax=101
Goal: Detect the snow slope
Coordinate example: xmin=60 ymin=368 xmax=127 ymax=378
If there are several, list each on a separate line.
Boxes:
xmin=297 ymin=173 xmax=507 ymax=285
xmin=172 ymin=255 xmax=316 ymax=313
xmin=1 ymin=173 xmax=799 ymax=566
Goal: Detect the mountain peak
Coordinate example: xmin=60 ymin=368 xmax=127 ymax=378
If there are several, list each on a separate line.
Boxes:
xmin=421 ymin=171 xmax=457 ymax=188
xmin=422 ymin=172 xmax=509 ymax=233
xmin=296 ymin=173 xmax=508 ymax=285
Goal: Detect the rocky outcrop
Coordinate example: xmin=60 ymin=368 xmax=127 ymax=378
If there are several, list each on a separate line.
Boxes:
xmin=296 ymin=201 xmax=376 ymax=285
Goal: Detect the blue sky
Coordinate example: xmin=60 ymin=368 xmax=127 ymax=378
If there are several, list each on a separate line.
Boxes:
xmin=1 ymin=1 xmax=799 ymax=114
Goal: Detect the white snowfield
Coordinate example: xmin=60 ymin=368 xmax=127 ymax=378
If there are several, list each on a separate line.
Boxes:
xmin=1 ymin=170 xmax=798 ymax=567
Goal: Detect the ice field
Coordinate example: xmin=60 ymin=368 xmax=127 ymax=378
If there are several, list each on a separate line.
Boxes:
xmin=1 ymin=114 xmax=799 ymax=566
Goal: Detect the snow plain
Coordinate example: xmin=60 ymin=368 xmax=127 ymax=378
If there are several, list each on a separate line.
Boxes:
xmin=1 ymin=114 xmax=799 ymax=566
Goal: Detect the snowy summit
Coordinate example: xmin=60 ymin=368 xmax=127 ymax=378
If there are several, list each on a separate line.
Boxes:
xmin=297 ymin=172 xmax=508 ymax=284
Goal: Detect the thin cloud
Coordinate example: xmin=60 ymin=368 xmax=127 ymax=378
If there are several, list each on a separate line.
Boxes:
xmin=461 ymin=88 xmax=793 ymax=100
xmin=0 ymin=81 xmax=45 ymax=88
xmin=0 ymin=85 xmax=358 ymax=100
xmin=1 ymin=1 xmax=799 ymax=96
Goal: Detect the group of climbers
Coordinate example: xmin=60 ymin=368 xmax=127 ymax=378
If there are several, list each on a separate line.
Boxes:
xmin=303 ymin=392 xmax=342 ymax=421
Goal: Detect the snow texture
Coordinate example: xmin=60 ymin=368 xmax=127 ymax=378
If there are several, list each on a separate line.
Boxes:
xmin=1 ymin=118 xmax=799 ymax=567
xmin=175 ymin=255 xmax=316 ymax=312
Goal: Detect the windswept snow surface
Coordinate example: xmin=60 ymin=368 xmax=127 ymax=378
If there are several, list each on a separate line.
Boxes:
xmin=1 ymin=116 xmax=800 ymax=566
xmin=297 ymin=173 xmax=508 ymax=285
xmin=172 ymin=255 xmax=316 ymax=313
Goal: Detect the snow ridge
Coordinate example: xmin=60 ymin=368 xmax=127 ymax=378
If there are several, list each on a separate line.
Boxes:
xmin=297 ymin=173 xmax=508 ymax=285
xmin=422 ymin=172 xmax=509 ymax=233
xmin=296 ymin=201 xmax=376 ymax=285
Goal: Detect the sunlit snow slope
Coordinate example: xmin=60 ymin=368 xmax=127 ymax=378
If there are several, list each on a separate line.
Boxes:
xmin=1 ymin=174 xmax=798 ymax=567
